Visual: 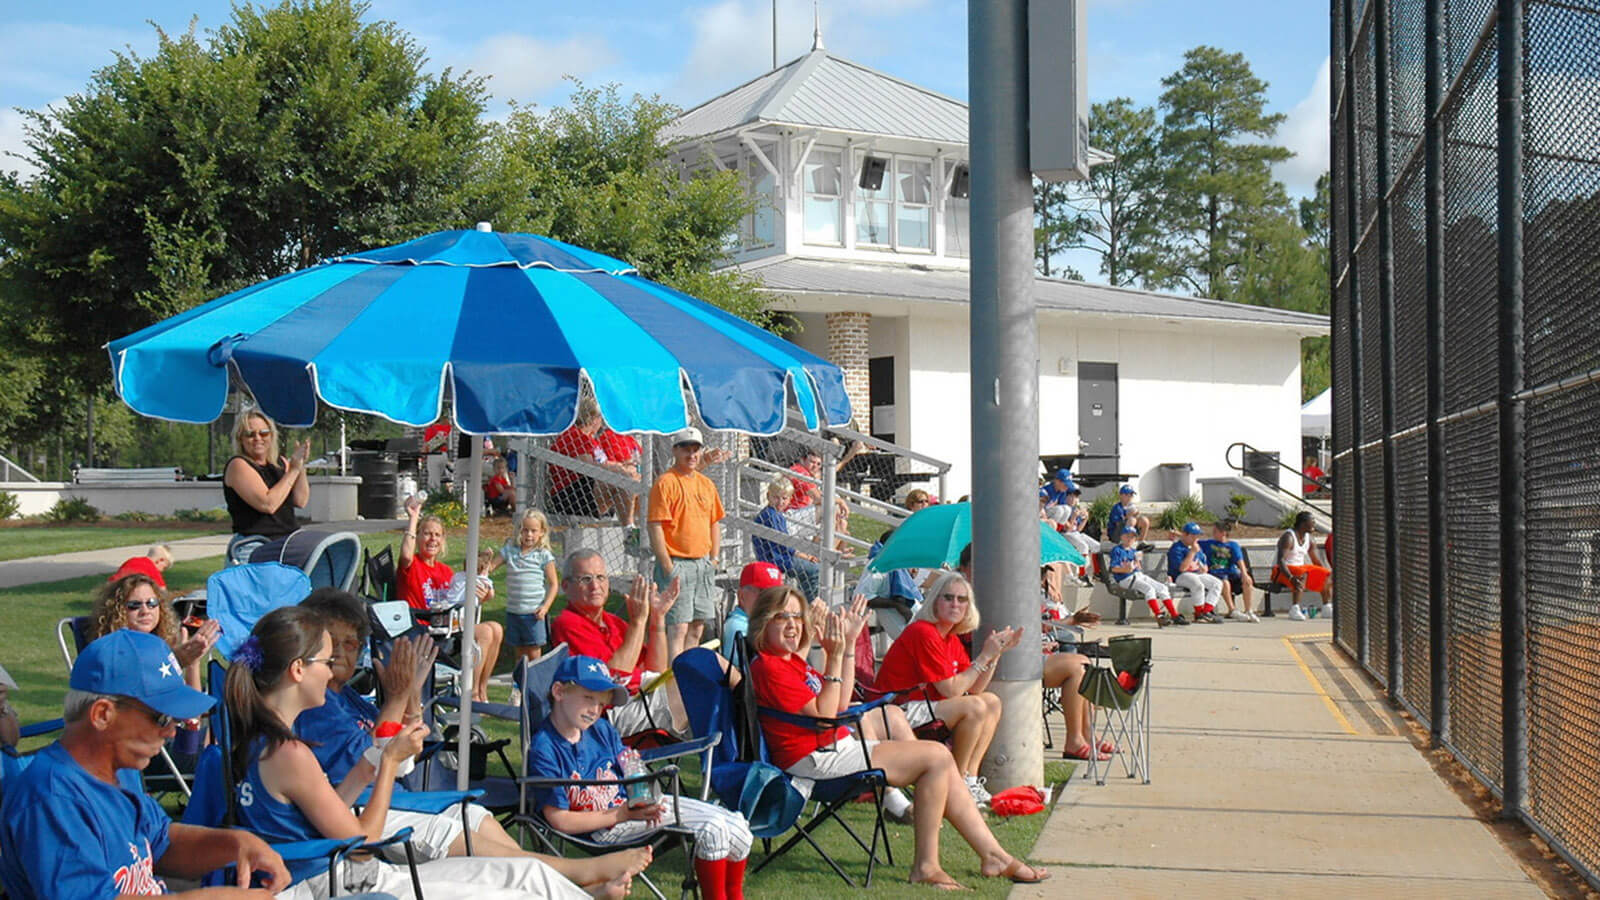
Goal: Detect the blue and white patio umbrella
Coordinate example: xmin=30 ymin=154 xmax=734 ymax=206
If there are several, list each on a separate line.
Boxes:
xmin=107 ymin=224 xmax=852 ymax=789
xmin=108 ymin=225 xmax=852 ymax=436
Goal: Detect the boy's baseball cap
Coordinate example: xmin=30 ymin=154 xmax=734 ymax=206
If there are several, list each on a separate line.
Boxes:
xmin=554 ymin=655 xmax=630 ymax=705
xmin=671 ymin=427 xmax=704 ymax=447
xmin=1182 ymin=522 xmax=1204 ymax=535
xmin=1119 ymin=485 xmax=1136 ymax=495
xmin=70 ymin=630 xmax=215 ymax=720
xmin=1121 ymin=525 xmax=1140 ymax=536
xmin=740 ymin=561 xmax=784 ymax=590
xmin=1052 ymin=468 xmax=1072 ymax=483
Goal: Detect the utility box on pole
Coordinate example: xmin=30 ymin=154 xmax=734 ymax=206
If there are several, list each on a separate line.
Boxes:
xmin=1028 ymin=0 xmax=1089 ymax=182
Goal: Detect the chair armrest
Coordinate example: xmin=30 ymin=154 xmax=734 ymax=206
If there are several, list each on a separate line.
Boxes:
xmin=19 ymin=718 xmax=64 ymax=740
xmin=267 ymin=835 xmax=364 ymax=863
xmin=758 ymin=694 xmax=887 ymax=731
xmin=639 ymin=732 xmax=720 ymax=764
xmin=516 ymin=766 xmax=679 ymax=791
xmin=354 ymin=787 xmax=486 ymax=814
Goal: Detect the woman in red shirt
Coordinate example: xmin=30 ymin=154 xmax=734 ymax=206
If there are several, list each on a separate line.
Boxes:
xmin=749 ymin=587 xmax=1048 ymax=890
xmin=398 ymin=495 xmax=503 ymax=703
xmin=876 ymin=572 xmax=1021 ymax=806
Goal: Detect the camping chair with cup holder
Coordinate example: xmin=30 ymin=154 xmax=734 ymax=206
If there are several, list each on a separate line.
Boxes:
xmin=1077 ymin=634 xmax=1153 ymax=786
xmin=509 ymin=643 xmax=710 ymax=900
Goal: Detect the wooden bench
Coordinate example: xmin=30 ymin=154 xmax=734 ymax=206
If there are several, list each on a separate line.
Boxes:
xmin=73 ymin=466 xmax=183 ymax=484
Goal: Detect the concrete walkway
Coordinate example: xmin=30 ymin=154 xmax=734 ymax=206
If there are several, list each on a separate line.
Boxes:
xmin=1016 ymin=618 xmax=1545 ymax=899
xmin=0 ymin=519 xmax=406 ymax=589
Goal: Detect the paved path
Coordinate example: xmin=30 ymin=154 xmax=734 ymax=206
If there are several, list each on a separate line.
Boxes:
xmin=1016 ymin=618 xmax=1545 ymax=899
xmin=0 ymin=519 xmax=405 ymax=589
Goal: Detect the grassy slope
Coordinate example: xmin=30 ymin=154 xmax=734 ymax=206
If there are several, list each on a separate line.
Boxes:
xmin=0 ymin=526 xmax=229 ymax=562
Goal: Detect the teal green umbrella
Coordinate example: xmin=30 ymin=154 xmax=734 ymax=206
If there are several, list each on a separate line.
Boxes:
xmin=867 ymin=502 xmax=1086 ymax=572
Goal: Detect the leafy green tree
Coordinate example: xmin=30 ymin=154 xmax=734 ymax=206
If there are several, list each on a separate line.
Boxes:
xmin=482 ymin=82 xmax=769 ymax=326
xmin=1034 ymin=179 xmax=1088 ymax=280
xmin=1148 ymin=46 xmax=1292 ymax=298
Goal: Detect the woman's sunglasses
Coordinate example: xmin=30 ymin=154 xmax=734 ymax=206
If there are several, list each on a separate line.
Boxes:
xmin=243 ymin=429 xmax=272 ymax=438
xmin=124 ymin=598 xmax=162 ymax=611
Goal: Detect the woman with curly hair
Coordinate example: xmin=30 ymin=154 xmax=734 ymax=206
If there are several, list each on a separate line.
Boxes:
xmin=88 ymin=572 xmax=220 ymax=691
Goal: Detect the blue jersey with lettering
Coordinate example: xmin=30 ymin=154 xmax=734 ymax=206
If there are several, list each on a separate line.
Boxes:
xmin=1199 ymin=539 xmax=1245 ymax=578
xmin=0 ymin=742 xmax=172 ymax=898
xmin=1039 ymin=484 xmax=1071 ymax=507
xmin=528 ymin=716 xmax=628 ymax=817
xmin=1167 ymin=542 xmax=1210 ymax=580
xmin=294 ymin=685 xmax=379 ymax=785
xmin=1109 ymin=545 xmax=1142 ymax=584
xmin=235 ymin=738 xmax=324 ymax=884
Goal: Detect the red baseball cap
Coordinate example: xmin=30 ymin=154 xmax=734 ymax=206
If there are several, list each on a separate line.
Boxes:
xmin=739 ymin=562 xmax=784 ymax=590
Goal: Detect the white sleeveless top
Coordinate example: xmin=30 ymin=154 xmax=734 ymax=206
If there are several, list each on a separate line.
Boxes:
xmin=1282 ymin=530 xmax=1313 ymax=566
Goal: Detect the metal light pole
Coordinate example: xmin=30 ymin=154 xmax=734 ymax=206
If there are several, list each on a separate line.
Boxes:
xmin=969 ymin=0 xmax=1044 ymax=790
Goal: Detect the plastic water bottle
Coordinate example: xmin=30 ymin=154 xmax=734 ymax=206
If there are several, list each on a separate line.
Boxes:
xmin=617 ymin=747 xmax=657 ymax=808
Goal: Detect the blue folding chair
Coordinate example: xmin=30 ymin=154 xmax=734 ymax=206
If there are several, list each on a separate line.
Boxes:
xmin=509 ymin=645 xmax=715 ymax=900
xmin=673 ymin=645 xmax=892 ymax=887
xmin=206 ymin=563 xmax=314 ymax=659
xmin=188 ymin=660 xmax=426 ymax=895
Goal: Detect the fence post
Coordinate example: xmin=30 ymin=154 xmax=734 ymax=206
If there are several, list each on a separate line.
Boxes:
xmin=1343 ymin=0 xmax=1368 ymax=666
xmin=1374 ymin=0 xmax=1402 ymax=698
xmin=1424 ymin=0 xmax=1450 ymax=746
xmin=1495 ymin=0 xmax=1527 ymax=822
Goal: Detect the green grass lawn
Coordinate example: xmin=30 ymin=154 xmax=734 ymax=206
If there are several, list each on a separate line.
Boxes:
xmin=0 ymin=525 xmax=230 ymax=562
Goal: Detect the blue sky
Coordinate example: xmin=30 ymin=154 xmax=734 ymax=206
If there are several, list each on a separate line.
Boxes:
xmin=1 ymin=0 xmax=1330 ymax=195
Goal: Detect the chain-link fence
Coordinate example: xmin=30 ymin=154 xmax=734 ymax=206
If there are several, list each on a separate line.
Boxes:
xmin=1332 ymin=0 xmax=1600 ymax=885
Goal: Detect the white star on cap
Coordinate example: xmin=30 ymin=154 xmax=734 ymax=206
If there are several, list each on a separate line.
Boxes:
xmin=586 ymin=661 xmax=606 ymax=676
xmin=159 ymin=661 xmax=175 ymax=678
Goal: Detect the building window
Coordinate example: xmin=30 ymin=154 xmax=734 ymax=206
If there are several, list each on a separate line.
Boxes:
xmin=944 ymin=192 xmax=970 ymax=258
xmin=803 ymin=149 xmax=843 ymax=246
xmin=743 ymin=149 xmax=777 ymax=251
xmin=854 ymin=152 xmax=933 ymax=252
xmin=896 ymin=158 xmax=932 ymax=250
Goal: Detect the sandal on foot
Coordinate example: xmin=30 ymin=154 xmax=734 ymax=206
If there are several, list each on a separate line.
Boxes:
xmin=1097 ymin=739 xmax=1118 ymax=754
xmin=988 ymin=859 xmax=1050 ymax=884
xmin=1061 ymin=743 xmax=1112 ymax=761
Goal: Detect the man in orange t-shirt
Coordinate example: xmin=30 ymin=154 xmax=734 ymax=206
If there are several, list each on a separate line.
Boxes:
xmin=647 ymin=427 xmax=725 ymax=660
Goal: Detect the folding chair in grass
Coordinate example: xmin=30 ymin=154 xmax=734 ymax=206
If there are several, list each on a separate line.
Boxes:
xmin=675 ymin=643 xmax=893 ymax=887
xmin=1078 ymin=634 xmax=1153 ymax=785
xmin=510 ymin=644 xmax=708 ymax=900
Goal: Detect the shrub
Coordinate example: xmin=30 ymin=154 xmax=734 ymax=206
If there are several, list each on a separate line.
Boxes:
xmin=0 ymin=491 xmax=18 ymax=521
xmin=1086 ymin=494 xmax=1117 ymax=535
xmin=1277 ymin=508 xmax=1311 ymax=531
xmin=1156 ymin=494 xmax=1214 ymax=531
xmin=113 ymin=510 xmax=157 ymax=522
xmin=46 ymin=496 xmax=100 ymax=523
xmin=174 ymin=507 xmax=231 ymax=523
xmin=1226 ymin=492 xmax=1252 ymax=522
xmin=422 ymin=496 xmax=469 ymax=528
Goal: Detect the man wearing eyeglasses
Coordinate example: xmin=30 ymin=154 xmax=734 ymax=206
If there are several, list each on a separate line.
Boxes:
xmin=0 ymin=630 xmax=290 ymax=898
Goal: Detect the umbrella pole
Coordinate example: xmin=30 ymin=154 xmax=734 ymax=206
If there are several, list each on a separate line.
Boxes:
xmin=457 ymin=440 xmax=485 ymax=792
xmin=819 ymin=454 xmax=837 ymax=604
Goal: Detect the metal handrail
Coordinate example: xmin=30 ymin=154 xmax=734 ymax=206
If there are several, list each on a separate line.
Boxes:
xmin=1223 ymin=441 xmax=1327 ymax=506
xmin=0 ymin=452 xmax=40 ymax=483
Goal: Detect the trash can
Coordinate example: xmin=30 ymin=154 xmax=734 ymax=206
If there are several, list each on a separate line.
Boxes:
xmin=1157 ymin=462 xmax=1193 ymax=500
xmin=353 ymin=452 xmax=399 ymax=519
xmin=1243 ymin=450 xmax=1281 ymax=490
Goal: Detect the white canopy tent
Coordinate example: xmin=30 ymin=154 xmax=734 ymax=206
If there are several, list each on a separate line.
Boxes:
xmin=1301 ymin=389 xmax=1331 ymax=439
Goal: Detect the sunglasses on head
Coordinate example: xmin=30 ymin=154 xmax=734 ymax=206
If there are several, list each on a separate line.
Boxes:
xmin=124 ymin=598 xmax=161 ymax=611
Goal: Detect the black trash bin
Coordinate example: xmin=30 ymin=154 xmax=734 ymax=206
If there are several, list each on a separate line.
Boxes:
xmin=1243 ymin=450 xmax=1280 ymax=490
xmin=353 ymin=452 xmax=399 ymax=519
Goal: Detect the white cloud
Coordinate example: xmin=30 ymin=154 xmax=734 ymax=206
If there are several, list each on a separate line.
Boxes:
xmin=465 ymin=33 xmax=618 ymax=105
xmin=0 ymin=106 xmax=42 ymax=181
xmin=1274 ymin=56 xmax=1331 ymax=198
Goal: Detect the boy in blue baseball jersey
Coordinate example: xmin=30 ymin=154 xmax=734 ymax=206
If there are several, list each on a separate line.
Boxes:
xmin=1110 ymin=526 xmax=1185 ymax=626
xmin=531 ymin=655 xmax=753 ymax=900
xmin=0 ymin=630 xmax=290 ymax=899
xmin=1107 ymin=486 xmax=1154 ymax=550
xmin=1167 ymin=523 xmax=1225 ymax=623
xmin=1199 ymin=519 xmax=1258 ymax=621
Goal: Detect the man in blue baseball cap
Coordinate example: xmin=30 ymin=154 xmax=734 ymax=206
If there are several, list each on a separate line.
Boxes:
xmin=0 ymin=630 xmax=291 ymax=898
xmin=1106 ymin=485 xmax=1154 ymax=552
xmin=1039 ymin=471 xmax=1096 ymax=586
